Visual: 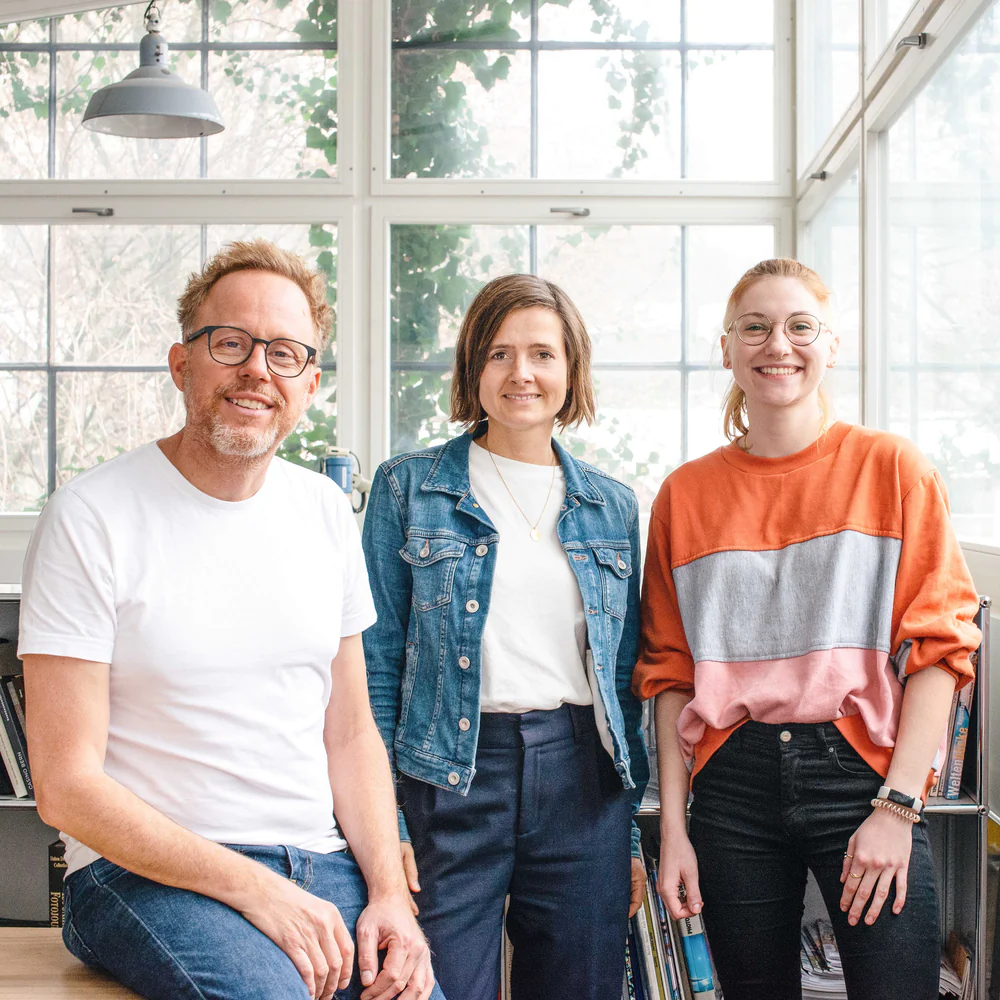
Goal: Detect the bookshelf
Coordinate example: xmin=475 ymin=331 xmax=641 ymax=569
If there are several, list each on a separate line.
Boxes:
xmin=639 ymin=596 xmax=992 ymax=999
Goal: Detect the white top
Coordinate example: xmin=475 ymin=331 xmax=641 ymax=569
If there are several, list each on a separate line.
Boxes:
xmin=468 ymin=441 xmax=592 ymax=714
xmin=18 ymin=443 xmax=377 ymax=876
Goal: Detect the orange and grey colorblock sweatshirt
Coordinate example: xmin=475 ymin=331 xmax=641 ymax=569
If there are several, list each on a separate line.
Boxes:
xmin=633 ymin=422 xmax=982 ymax=785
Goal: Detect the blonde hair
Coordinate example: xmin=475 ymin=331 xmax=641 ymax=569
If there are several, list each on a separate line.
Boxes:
xmin=721 ymin=258 xmax=833 ymax=441
xmin=450 ymin=273 xmax=596 ymax=430
xmin=176 ymin=239 xmax=333 ymax=353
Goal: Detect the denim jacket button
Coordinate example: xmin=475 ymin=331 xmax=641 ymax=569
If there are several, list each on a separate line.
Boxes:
xmin=458 ymin=717 xmax=471 ymax=731
xmin=465 ymin=599 xmax=480 ymax=613
xmin=447 ymin=772 xmax=461 ymax=785
xmin=475 ymin=544 xmax=488 ymax=557
xmin=617 ymin=557 xmax=627 ymax=570
xmin=458 ymin=656 xmax=470 ymax=669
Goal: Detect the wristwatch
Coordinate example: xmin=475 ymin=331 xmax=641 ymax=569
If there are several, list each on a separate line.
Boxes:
xmin=877 ymin=785 xmax=922 ymax=814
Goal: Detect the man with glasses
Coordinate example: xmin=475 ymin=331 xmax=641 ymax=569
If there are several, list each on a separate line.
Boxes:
xmin=18 ymin=240 xmax=441 ymax=1000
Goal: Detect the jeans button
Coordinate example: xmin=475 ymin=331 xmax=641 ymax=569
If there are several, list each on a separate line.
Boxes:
xmin=466 ymin=599 xmax=479 ymax=613
xmin=447 ymin=772 xmax=461 ymax=786
xmin=458 ymin=656 xmax=470 ymax=669
xmin=458 ymin=717 xmax=471 ymax=732
xmin=779 ymin=730 xmax=792 ymax=743
xmin=475 ymin=544 xmax=488 ymax=557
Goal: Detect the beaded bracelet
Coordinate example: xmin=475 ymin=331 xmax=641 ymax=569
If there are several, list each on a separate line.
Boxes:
xmin=870 ymin=796 xmax=920 ymax=824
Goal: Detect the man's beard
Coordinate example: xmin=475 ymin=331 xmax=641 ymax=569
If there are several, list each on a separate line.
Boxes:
xmin=184 ymin=373 xmax=287 ymax=461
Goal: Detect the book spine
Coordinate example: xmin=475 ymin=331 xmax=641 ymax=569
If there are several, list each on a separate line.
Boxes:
xmin=624 ymin=933 xmax=639 ymax=1000
xmin=676 ymin=913 xmax=716 ymax=998
xmin=650 ymin=872 xmax=681 ymax=1000
xmin=48 ymin=839 xmax=66 ymax=927
xmin=933 ymin=691 xmax=960 ymax=797
xmin=945 ymin=701 xmax=971 ymax=799
xmin=628 ymin=924 xmax=648 ymax=1000
xmin=0 ymin=684 xmax=30 ymax=795
xmin=0 ymin=702 xmax=26 ymax=798
xmin=5 ymin=677 xmax=25 ymax=734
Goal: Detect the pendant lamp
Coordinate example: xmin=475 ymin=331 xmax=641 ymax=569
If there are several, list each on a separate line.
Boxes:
xmin=82 ymin=1 xmax=224 ymax=138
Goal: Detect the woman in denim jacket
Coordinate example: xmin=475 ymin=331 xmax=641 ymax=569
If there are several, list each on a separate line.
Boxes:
xmin=362 ymin=274 xmax=648 ymax=1000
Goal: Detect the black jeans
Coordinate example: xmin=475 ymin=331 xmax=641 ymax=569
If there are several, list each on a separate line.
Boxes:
xmin=689 ymin=721 xmax=939 ymax=1000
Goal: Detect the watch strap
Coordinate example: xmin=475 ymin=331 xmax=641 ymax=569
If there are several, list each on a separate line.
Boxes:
xmin=877 ymin=785 xmax=922 ymax=813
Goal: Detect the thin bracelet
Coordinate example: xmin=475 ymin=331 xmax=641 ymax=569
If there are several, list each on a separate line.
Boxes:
xmin=870 ymin=797 xmax=920 ymax=824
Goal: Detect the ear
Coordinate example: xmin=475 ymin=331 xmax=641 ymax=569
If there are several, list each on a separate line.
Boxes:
xmin=826 ymin=330 xmax=841 ymax=368
xmin=167 ymin=341 xmax=187 ymax=392
xmin=720 ymin=333 xmax=732 ymax=370
xmin=304 ymin=364 xmax=321 ymax=406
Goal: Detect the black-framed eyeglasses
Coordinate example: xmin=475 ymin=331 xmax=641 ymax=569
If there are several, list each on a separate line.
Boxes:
xmin=727 ymin=312 xmax=828 ymax=347
xmin=186 ymin=326 xmax=317 ymax=378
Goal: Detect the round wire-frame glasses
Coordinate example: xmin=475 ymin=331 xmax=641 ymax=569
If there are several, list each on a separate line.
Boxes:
xmin=186 ymin=325 xmax=318 ymax=377
xmin=727 ymin=312 xmax=828 ymax=347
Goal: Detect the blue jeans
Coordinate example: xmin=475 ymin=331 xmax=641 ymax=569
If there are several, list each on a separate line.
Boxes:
xmin=63 ymin=844 xmax=446 ymax=1000
xmin=689 ymin=721 xmax=939 ymax=1000
xmin=399 ymin=703 xmax=633 ymax=1000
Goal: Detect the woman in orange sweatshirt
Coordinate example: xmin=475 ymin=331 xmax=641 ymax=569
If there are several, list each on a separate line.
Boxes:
xmin=634 ymin=258 xmax=981 ymax=1000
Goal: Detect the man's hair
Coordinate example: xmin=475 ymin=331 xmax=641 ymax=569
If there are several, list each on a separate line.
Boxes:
xmin=450 ymin=273 xmax=596 ymax=430
xmin=176 ymin=239 xmax=333 ymax=353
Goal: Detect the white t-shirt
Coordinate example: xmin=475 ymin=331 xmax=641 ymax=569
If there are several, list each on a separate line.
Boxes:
xmin=468 ymin=441 xmax=592 ymax=714
xmin=18 ymin=442 xmax=377 ymax=876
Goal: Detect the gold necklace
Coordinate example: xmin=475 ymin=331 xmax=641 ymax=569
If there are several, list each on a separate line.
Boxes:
xmin=483 ymin=436 xmax=558 ymax=542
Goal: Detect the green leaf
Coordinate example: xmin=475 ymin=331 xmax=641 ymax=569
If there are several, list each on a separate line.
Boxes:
xmin=212 ymin=1 xmax=232 ymax=23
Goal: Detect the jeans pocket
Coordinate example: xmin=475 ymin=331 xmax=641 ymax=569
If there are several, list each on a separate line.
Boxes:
xmin=827 ymin=738 xmax=878 ymax=777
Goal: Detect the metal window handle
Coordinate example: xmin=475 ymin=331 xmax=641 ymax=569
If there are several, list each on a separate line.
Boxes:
xmin=549 ymin=207 xmax=591 ymax=218
xmin=896 ymin=32 xmax=928 ymax=51
xmin=72 ymin=207 xmax=115 ymax=217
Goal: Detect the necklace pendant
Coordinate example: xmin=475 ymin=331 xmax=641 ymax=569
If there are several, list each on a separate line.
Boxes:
xmin=529 ymin=527 xmax=541 ymax=542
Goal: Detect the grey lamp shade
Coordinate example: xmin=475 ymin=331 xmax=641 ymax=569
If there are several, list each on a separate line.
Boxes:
xmin=82 ymin=27 xmax=224 ymax=139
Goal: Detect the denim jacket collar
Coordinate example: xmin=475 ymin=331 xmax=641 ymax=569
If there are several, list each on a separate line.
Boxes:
xmin=420 ymin=425 xmax=607 ymax=507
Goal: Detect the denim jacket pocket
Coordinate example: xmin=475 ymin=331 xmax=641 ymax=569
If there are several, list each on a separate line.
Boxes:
xmin=592 ymin=545 xmax=632 ymax=620
xmin=400 ymin=533 xmax=467 ymax=611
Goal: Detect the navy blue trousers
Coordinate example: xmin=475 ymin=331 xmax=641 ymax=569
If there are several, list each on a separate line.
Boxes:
xmin=399 ymin=703 xmax=633 ymax=1000
xmin=689 ymin=721 xmax=940 ymax=1000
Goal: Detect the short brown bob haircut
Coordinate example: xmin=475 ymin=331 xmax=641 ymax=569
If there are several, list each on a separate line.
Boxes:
xmin=450 ymin=273 xmax=596 ymax=431
xmin=176 ymin=239 xmax=333 ymax=354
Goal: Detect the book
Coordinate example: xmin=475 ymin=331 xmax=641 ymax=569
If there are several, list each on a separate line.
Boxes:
xmin=48 ymin=839 xmax=66 ymax=927
xmin=0 ymin=679 xmax=30 ymax=798
xmin=626 ymin=926 xmax=647 ymax=1000
xmin=944 ymin=677 xmax=975 ymax=799
xmin=930 ymin=691 xmax=959 ymax=797
xmin=676 ymin=911 xmax=717 ymax=1000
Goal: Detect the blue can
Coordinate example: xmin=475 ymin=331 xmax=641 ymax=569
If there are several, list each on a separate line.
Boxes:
xmin=322 ymin=454 xmax=353 ymax=494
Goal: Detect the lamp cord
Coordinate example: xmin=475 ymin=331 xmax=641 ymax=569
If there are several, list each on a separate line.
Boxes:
xmin=143 ymin=1 xmax=160 ymax=28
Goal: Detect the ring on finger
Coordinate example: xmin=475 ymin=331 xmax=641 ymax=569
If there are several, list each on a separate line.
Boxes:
xmin=849 ymin=871 xmax=863 ymax=879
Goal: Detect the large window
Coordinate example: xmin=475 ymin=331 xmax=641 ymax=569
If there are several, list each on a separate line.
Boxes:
xmin=390 ymin=0 xmax=775 ymax=181
xmin=0 ymin=0 xmax=338 ymax=180
xmin=389 ymin=221 xmax=775 ymax=508
xmin=884 ymin=2 xmax=1000 ymax=544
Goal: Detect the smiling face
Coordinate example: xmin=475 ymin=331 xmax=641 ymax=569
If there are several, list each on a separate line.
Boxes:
xmin=721 ymin=275 xmax=839 ymax=421
xmin=477 ymin=307 xmax=569 ymax=437
xmin=168 ymin=270 xmax=320 ymax=460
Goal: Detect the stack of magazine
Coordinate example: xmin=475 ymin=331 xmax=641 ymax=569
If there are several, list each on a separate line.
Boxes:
xmin=0 ymin=672 xmax=31 ymax=799
xmin=929 ymin=646 xmax=979 ymax=799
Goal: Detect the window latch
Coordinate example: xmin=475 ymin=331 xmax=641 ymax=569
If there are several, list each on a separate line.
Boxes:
xmin=72 ymin=207 xmax=115 ymax=217
xmin=896 ymin=32 xmax=928 ymax=51
xmin=550 ymin=207 xmax=590 ymax=218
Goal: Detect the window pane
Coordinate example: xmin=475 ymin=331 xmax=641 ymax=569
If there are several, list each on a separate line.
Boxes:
xmin=685 ymin=49 xmax=773 ymax=181
xmin=0 ymin=372 xmax=47 ymax=512
xmin=868 ymin=0 xmax=913 ymax=69
xmin=797 ymin=0 xmax=859 ymax=168
xmin=52 ymin=226 xmax=201 ymax=364
xmin=55 ymin=2 xmax=201 ymax=43
xmin=800 ymin=168 xmax=860 ymax=422
xmin=211 ymin=0 xmax=337 ymax=43
xmin=0 ymin=51 xmax=50 ymax=179
xmin=56 ymin=371 xmax=184 ymax=486
xmin=391 ymin=369 xmax=452 ymax=455
xmin=536 ymin=225 xmax=681 ymax=362
xmin=538 ymin=1 xmax=680 ymax=42
xmin=885 ymin=0 xmax=1000 ymax=544
xmin=392 ymin=49 xmax=531 ymax=179
xmin=55 ymin=50 xmax=202 ymax=179
xmin=1 ymin=19 xmax=48 ymax=43
xmin=392 ymin=2 xmax=529 ymax=44
xmin=688 ymin=369 xmax=731 ymax=460
xmin=686 ymin=225 xmax=776 ymax=364
xmin=390 ymin=224 xmax=529 ymax=365
xmin=1 ymin=226 xmax=47 ymax=363
xmin=207 ymin=50 xmax=338 ymax=179
xmin=687 ymin=0 xmax=773 ymax=44
xmin=205 ymin=223 xmax=338 ymax=362
xmin=537 ymin=51 xmax=681 ymax=180
xmin=561 ymin=371 xmax=681 ymax=512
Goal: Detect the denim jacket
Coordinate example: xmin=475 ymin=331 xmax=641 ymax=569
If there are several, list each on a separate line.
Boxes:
xmin=361 ymin=430 xmax=649 ymax=858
